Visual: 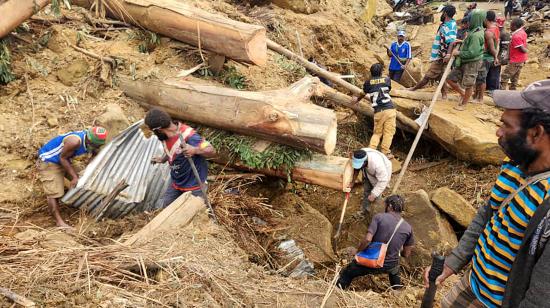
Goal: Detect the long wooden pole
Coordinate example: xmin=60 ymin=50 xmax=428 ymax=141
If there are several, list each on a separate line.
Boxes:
xmin=391 ymin=53 xmax=457 ymax=194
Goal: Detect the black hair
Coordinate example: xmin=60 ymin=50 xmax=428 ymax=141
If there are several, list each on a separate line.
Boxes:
xmin=385 ymin=195 xmax=405 ymax=212
xmin=144 ymin=108 xmax=172 ymax=130
xmin=370 ymin=63 xmax=383 ymax=78
xmin=460 ymin=17 xmax=469 ymax=24
xmin=511 ymin=17 xmax=524 ymax=29
xmin=486 ymin=10 xmax=496 ymax=22
xmin=520 ymin=108 xmax=550 ymax=134
xmin=442 ymin=5 xmax=456 ymax=18
xmin=353 ymin=149 xmax=367 ymax=159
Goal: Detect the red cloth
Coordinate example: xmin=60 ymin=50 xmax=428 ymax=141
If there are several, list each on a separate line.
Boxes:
xmin=510 ymin=28 xmax=528 ymax=63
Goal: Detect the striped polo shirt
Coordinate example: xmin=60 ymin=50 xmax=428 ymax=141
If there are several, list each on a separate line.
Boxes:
xmin=430 ymin=19 xmax=457 ymax=61
xmin=470 ymin=159 xmax=550 ymax=307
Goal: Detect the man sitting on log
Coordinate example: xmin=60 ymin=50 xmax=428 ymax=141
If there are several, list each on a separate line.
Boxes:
xmin=346 ymin=148 xmax=392 ymax=213
xmin=37 ymin=127 xmax=108 ymax=228
xmin=424 ymin=80 xmax=550 ymax=307
xmin=145 ymin=108 xmax=216 ymax=207
xmin=337 ymin=195 xmax=414 ymax=290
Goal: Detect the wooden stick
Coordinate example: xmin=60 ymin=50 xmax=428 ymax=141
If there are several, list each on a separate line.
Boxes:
xmin=295 ymin=30 xmax=304 ymax=58
xmin=68 ymin=43 xmax=116 ymax=65
xmin=0 ymin=287 xmax=35 ymax=307
xmin=320 ymin=264 xmax=341 ymax=308
xmin=391 ymin=51 xmax=458 ymax=194
xmin=93 ymin=180 xmax=129 ymax=221
xmin=333 ymin=192 xmax=350 ymax=240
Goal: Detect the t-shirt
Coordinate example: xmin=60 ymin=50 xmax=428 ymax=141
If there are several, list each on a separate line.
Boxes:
xmin=363 ymin=77 xmax=394 ymax=113
xmin=430 ymin=19 xmax=457 ymax=61
xmin=162 ymin=123 xmax=210 ymax=191
xmin=389 ymin=41 xmax=412 ymax=71
xmin=509 ymin=27 xmax=528 ymax=63
xmin=368 ymin=213 xmax=414 ymax=267
xmin=498 ymin=30 xmax=511 ymax=65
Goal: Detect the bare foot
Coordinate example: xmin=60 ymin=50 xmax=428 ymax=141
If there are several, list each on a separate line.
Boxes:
xmin=441 ymin=93 xmax=448 ymax=100
xmin=454 ymin=104 xmax=466 ymax=111
xmin=56 ymin=221 xmax=73 ymax=229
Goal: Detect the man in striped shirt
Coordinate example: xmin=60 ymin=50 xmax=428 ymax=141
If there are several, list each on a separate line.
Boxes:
xmin=424 ymin=80 xmax=550 ymax=307
xmin=408 ymin=5 xmax=457 ymax=99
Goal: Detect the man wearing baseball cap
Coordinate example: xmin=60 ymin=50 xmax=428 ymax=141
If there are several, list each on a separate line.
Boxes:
xmin=423 ymin=80 xmax=550 ymax=307
xmin=386 ymin=30 xmax=412 ymax=83
xmin=345 ymin=148 xmax=392 ymax=213
xmin=37 ymin=126 xmax=108 ymax=228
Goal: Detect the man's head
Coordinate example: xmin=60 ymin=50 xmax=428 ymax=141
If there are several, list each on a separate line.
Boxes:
xmin=397 ymin=30 xmax=406 ymax=43
xmin=86 ymin=126 xmax=108 ymax=149
xmin=496 ymin=16 xmax=506 ymax=29
xmin=440 ymin=5 xmax=456 ymax=22
xmin=144 ymin=108 xmax=173 ymax=141
xmin=510 ymin=17 xmax=524 ymax=31
xmin=459 ymin=17 xmax=470 ymax=30
xmin=352 ymin=149 xmax=368 ymax=170
xmin=494 ymin=80 xmax=550 ymax=170
xmin=385 ymin=195 xmax=405 ymax=213
xmin=370 ymin=63 xmax=383 ymax=78
xmin=468 ymin=3 xmax=477 ymax=10
xmin=484 ymin=10 xmax=496 ymax=27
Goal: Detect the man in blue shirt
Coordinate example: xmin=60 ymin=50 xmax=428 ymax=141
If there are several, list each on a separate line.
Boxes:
xmin=386 ymin=30 xmax=412 ymax=83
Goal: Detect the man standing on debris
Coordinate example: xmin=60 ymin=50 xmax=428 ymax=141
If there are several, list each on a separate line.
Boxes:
xmin=474 ymin=10 xmax=500 ymax=101
xmin=486 ymin=16 xmax=510 ymax=92
xmin=424 ymin=80 xmax=550 ymax=307
xmin=37 ymin=127 xmax=108 ymax=228
xmin=145 ymin=108 xmax=216 ymax=207
xmin=386 ymin=30 xmax=412 ymax=83
xmin=346 ymin=147 xmax=392 ymax=213
xmin=500 ymin=18 xmax=528 ymax=90
xmin=337 ymin=195 xmax=414 ymax=289
xmin=446 ymin=9 xmax=485 ymax=111
xmin=407 ymin=5 xmax=456 ymax=98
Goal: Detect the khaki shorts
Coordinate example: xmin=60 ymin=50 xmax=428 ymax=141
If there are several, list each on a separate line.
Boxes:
xmin=448 ymin=60 xmax=482 ymax=88
xmin=425 ymin=59 xmax=445 ymax=80
xmin=37 ymin=161 xmax=66 ymax=199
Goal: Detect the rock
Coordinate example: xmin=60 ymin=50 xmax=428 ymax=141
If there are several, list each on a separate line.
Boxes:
xmin=402 ymin=190 xmax=458 ymax=267
xmin=57 ymin=59 xmax=89 ymax=86
xmin=47 ymin=25 xmax=78 ymax=53
xmin=399 ymin=58 xmax=422 ymax=88
xmin=410 ymin=41 xmax=422 ymax=52
xmin=271 ymin=0 xmax=320 ymax=14
xmin=272 ymin=193 xmax=336 ymax=264
xmin=96 ymin=104 xmax=130 ymax=141
xmin=47 ymin=116 xmax=59 ymax=128
xmin=430 ymin=187 xmax=476 ymax=228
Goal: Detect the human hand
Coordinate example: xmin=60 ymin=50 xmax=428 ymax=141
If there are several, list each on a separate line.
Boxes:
xmin=443 ymin=54 xmax=451 ymax=64
xmin=181 ymin=144 xmax=198 ymax=157
xmin=423 ymin=264 xmax=455 ymax=288
xmin=70 ymin=177 xmax=79 ymax=189
xmin=151 ymin=156 xmax=165 ymax=164
xmin=452 ymin=49 xmax=460 ymax=57
xmin=367 ymin=194 xmax=376 ymax=202
xmin=494 ymin=58 xmax=500 ymax=66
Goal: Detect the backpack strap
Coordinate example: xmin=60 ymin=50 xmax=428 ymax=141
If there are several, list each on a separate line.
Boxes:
xmin=499 ymin=170 xmax=550 ymax=209
xmin=387 ymin=218 xmax=404 ymax=245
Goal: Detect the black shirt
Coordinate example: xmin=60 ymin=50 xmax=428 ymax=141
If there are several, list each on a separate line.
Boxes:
xmin=363 ymin=77 xmax=394 ymax=113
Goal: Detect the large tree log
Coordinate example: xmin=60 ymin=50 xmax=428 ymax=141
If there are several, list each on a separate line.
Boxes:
xmin=215 ymin=154 xmax=353 ymax=191
xmin=390 ymin=89 xmax=494 ymax=106
xmin=0 ymin=0 xmax=50 ymax=38
xmin=119 ymin=76 xmax=337 ymax=155
xmin=72 ymin=0 xmax=266 ymax=65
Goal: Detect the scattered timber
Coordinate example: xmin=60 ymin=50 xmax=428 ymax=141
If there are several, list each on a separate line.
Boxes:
xmin=0 ymin=287 xmax=35 ymax=307
xmin=0 ymin=0 xmax=50 ymax=38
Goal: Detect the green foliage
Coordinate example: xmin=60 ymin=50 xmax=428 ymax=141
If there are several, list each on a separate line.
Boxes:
xmin=204 ymin=128 xmax=311 ymax=174
xmin=275 ymin=54 xmax=306 ymax=79
xmin=128 ymin=30 xmax=161 ymax=53
xmin=221 ymin=66 xmax=247 ymax=89
xmin=51 ymin=0 xmax=70 ymax=16
xmin=0 ymin=39 xmax=15 ymax=84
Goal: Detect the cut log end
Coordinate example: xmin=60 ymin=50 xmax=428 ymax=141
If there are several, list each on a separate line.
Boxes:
xmin=324 ymin=119 xmax=337 ymax=156
xmin=247 ymin=29 xmax=267 ymax=66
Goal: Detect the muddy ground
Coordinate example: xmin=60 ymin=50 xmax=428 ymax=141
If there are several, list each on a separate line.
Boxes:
xmin=0 ymin=0 xmax=549 ymax=306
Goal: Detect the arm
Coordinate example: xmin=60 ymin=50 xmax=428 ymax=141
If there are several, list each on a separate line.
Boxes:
xmin=152 ymin=153 xmax=169 ymax=164
xmin=59 ymin=136 xmax=81 ymax=188
xmin=486 ymin=31 xmax=498 ymax=60
xmin=357 ymin=232 xmax=374 ymax=251
xmin=457 ymin=35 xmax=484 ymax=61
xmin=182 ymin=134 xmax=217 ymax=159
xmin=346 ymin=169 xmax=361 ymax=192
xmin=518 ymin=45 xmax=528 ymax=53
xmin=402 ymin=245 xmax=414 ymax=258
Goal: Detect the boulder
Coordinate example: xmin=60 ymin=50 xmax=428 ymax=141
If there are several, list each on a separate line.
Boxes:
xmin=402 ymin=190 xmax=458 ymax=267
xmin=272 ymin=193 xmax=336 ymax=264
xmin=56 ymin=59 xmax=89 ymax=86
xmin=399 ymin=58 xmax=422 ymax=88
xmin=430 ymin=187 xmax=477 ymax=228
xmin=96 ymin=104 xmax=130 ymax=141
xmin=271 ymin=0 xmax=320 ymax=14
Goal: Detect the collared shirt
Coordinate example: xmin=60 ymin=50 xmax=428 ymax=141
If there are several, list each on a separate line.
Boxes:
xmin=509 ymin=27 xmax=528 ymax=63
xmin=470 ymin=159 xmax=550 ymax=307
xmin=360 ymin=148 xmax=392 ymax=197
xmin=389 ymin=41 xmax=412 ymax=71
xmin=430 ymin=19 xmax=457 ymax=61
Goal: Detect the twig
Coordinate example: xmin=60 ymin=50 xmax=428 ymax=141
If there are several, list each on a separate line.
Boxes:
xmin=0 ymin=287 xmax=35 ymax=307
xmin=10 ymin=33 xmax=32 ymax=44
xmin=320 ymin=264 xmax=341 ymax=308
xmin=68 ymin=42 xmax=116 ymax=65
xmin=23 ymin=75 xmax=35 ymax=135
xmin=196 ymin=22 xmax=206 ymax=63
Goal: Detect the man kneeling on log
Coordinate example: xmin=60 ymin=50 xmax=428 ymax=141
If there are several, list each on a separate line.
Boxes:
xmin=145 ymin=108 xmax=216 ymax=207
xmin=337 ymin=195 xmax=414 ymax=290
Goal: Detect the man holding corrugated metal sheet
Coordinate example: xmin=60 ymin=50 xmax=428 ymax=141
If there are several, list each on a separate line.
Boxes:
xmin=145 ymin=108 xmax=217 ymax=208
xmin=37 ymin=127 xmax=108 ymax=228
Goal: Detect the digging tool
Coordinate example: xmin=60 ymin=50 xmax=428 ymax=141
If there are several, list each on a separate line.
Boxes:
xmin=420 ymin=253 xmax=446 ymax=308
xmin=384 ymin=44 xmax=418 ymax=84
xmin=178 ymin=134 xmax=218 ymax=223
xmin=334 ymin=192 xmax=351 ymax=240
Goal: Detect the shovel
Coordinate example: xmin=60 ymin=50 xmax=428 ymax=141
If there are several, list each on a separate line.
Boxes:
xmin=333 ymin=192 xmax=351 ymax=240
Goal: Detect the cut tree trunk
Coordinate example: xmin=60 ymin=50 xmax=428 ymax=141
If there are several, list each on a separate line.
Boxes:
xmin=119 ymin=76 xmax=337 ymax=155
xmin=72 ymin=0 xmax=266 ymax=65
xmin=390 ymin=89 xmax=494 ymax=106
xmin=0 ymin=0 xmax=50 ymax=38
xmin=215 ymin=154 xmax=353 ymax=191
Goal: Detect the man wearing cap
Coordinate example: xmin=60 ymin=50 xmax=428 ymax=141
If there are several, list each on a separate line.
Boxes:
xmin=386 ymin=30 xmax=412 ymax=83
xmin=407 ymin=5 xmax=456 ymax=98
xmin=423 ymin=80 xmax=550 ymax=307
xmin=37 ymin=127 xmax=108 ymax=228
xmin=346 ymin=148 xmax=392 ymax=213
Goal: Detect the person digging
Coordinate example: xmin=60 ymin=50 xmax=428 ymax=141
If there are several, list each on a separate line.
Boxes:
xmin=37 ymin=127 xmax=108 ymax=228
xmin=145 ymin=108 xmax=216 ymax=208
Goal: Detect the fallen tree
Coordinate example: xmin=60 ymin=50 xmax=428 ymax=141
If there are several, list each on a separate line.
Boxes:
xmin=0 ymin=0 xmax=50 ymax=38
xmin=215 ymin=154 xmax=353 ymax=191
xmin=119 ymin=76 xmax=337 ymax=155
xmin=72 ymin=0 xmax=267 ymax=65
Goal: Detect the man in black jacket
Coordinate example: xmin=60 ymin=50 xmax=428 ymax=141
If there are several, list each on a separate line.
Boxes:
xmin=424 ymin=80 xmax=550 ymax=307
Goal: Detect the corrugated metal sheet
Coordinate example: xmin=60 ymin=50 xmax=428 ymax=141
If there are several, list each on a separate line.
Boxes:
xmin=62 ymin=121 xmax=171 ymax=219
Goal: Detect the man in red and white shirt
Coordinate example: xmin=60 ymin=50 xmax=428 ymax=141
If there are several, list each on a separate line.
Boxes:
xmin=501 ymin=18 xmax=528 ymax=90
